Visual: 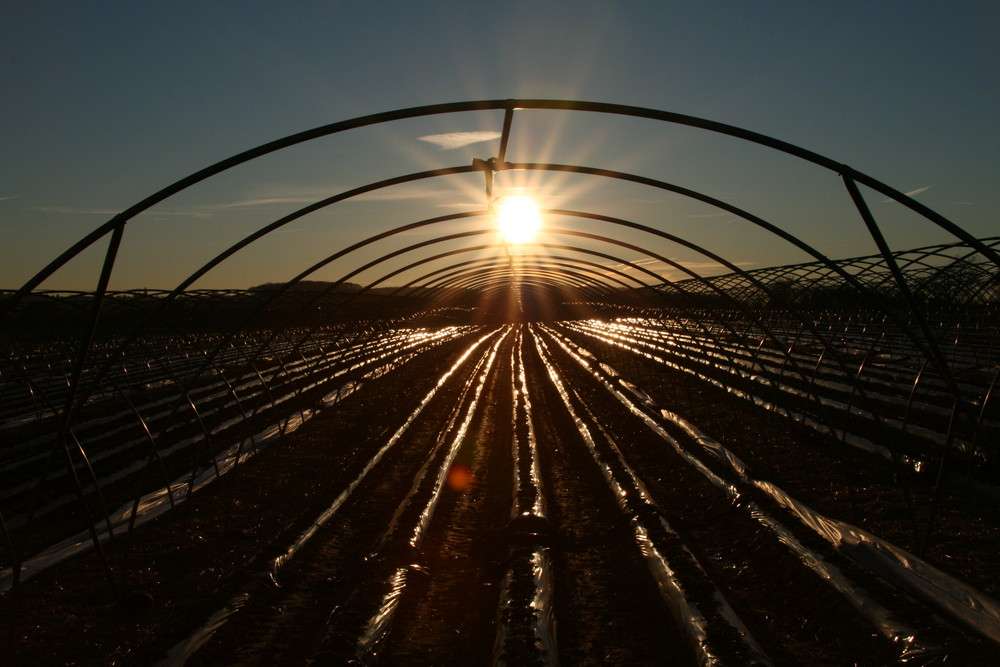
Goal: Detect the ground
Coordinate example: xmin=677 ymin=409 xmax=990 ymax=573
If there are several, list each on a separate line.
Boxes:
xmin=2 ymin=325 xmax=999 ymax=665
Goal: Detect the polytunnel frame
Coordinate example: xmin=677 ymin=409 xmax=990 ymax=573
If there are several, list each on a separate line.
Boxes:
xmin=4 ymin=100 xmax=994 ymax=431
xmin=677 ymin=237 xmax=1000 ymax=319
xmin=6 ymin=169 xmax=972 ymax=445
xmin=409 ymin=255 xmax=642 ymax=295
xmin=394 ymin=240 xmax=755 ymax=380
xmin=3 ymin=99 xmax=997 ymax=596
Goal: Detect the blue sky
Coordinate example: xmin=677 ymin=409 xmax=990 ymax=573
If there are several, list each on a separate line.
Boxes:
xmin=2 ymin=1 xmax=997 ymax=290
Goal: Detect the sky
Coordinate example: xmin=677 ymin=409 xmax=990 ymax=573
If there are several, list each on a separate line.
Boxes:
xmin=2 ymin=1 xmax=998 ymax=291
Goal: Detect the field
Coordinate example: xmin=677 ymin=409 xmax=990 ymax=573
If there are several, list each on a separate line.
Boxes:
xmin=3 ymin=314 xmax=999 ymax=665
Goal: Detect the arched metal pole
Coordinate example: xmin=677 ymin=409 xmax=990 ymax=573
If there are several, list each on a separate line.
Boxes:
xmin=8 ymin=98 xmax=995 ymax=317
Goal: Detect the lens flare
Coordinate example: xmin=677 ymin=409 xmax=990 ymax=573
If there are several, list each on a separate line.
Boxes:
xmin=446 ymin=464 xmax=474 ymax=492
xmin=495 ymin=195 xmax=541 ymax=244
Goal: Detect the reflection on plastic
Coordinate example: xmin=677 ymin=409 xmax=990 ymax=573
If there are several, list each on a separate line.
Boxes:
xmin=533 ymin=328 xmax=767 ymax=665
xmin=546 ymin=322 xmax=1000 ymax=653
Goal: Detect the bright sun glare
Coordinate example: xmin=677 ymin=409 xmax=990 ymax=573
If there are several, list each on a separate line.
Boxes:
xmin=495 ymin=195 xmax=541 ymax=245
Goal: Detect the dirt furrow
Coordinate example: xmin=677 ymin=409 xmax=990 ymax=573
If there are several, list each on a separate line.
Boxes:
xmin=186 ymin=334 xmax=497 ymax=665
xmin=370 ymin=329 xmax=516 ymax=664
xmin=539 ymin=324 xmax=983 ymax=663
xmin=522 ymin=329 xmax=695 ymax=665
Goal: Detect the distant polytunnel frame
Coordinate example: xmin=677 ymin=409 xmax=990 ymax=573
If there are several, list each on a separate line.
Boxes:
xmin=2 ymin=100 xmax=999 ymax=589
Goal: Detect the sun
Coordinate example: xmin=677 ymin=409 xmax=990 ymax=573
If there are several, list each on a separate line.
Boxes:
xmin=495 ymin=195 xmax=541 ymax=244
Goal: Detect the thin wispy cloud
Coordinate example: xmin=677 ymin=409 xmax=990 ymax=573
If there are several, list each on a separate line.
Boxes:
xmin=0 ymin=195 xmax=18 ymax=202
xmin=436 ymin=200 xmax=489 ymax=210
xmin=36 ymin=205 xmax=121 ymax=215
xmin=38 ymin=192 xmax=329 ymax=218
xmin=37 ymin=205 xmax=214 ymax=219
xmin=418 ymin=131 xmax=501 ymax=150
xmin=147 ymin=210 xmax=214 ymax=219
xmin=611 ymin=258 xmax=677 ymax=276
xmin=676 ymin=212 xmax=740 ymax=225
xmin=883 ymin=185 xmax=929 ymax=203
xmin=681 ymin=211 xmax=733 ymax=219
xmin=353 ymin=185 xmax=457 ymax=202
xmin=215 ymin=196 xmax=321 ymax=209
xmin=684 ymin=260 xmax=756 ymax=270
xmin=396 ymin=220 xmax=483 ymax=236
xmin=35 ymin=184 xmax=461 ymax=220
xmin=613 ymin=257 xmax=663 ymax=269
